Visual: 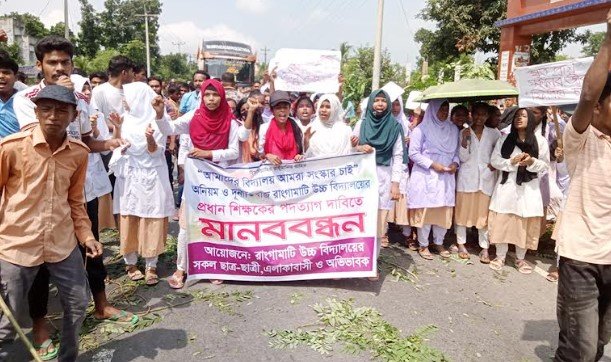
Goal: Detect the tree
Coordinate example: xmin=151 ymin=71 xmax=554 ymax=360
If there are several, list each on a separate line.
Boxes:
xmin=5 ymin=12 xmax=48 ymax=38
xmin=581 ymin=31 xmax=605 ymax=57
xmin=415 ymin=0 xmax=584 ymax=65
xmin=76 ymin=0 xmax=101 ymax=57
xmin=341 ymin=45 xmax=406 ymax=105
xmin=155 ymin=53 xmax=196 ymax=81
xmin=74 ymin=49 xmax=120 ymax=73
xmin=99 ymin=0 xmax=161 ymax=57
xmin=0 ymin=42 xmax=22 ymax=64
xmin=48 ymin=23 xmax=75 ymax=38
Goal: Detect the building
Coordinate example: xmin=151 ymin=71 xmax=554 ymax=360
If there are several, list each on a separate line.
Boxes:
xmin=0 ymin=17 xmax=39 ymax=65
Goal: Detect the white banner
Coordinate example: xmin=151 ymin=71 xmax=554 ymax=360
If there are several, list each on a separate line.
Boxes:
xmin=269 ymin=48 xmax=341 ymax=93
xmin=515 ymin=57 xmax=593 ymax=107
xmin=184 ymin=153 xmax=379 ymax=282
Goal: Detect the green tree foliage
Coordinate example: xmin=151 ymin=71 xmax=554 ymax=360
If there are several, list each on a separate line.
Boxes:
xmin=341 ymin=45 xmax=406 ymax=105
xmin=0 ymin=42 xmax=22 ymax=64
xmin=74 ymin=49 xmax=120 ymax=74
xmin=416 ymin=0 xmax=584 ymax=65
xmin=581 ymin=31 xmax=605 ymax=57
xmin=98 ymin=0 xmax=161 ymax=57
xmin=76 ymin=0 xmax=101 ymax=58
xmin=5 ymin=12 xmax=48 ymax=38
xmin=47 ymin=23 xmax=75 ymax=38
xmin=155 ymin=53 xmax=196 ymax=82
xmin=119 ymin=39 xmax=147 ymax=66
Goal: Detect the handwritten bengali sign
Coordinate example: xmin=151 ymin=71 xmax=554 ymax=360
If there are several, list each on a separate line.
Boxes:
xmin=184 ymin=153 xmax=379 ymax=282
xmin=268 ymin=48 xmax=341 ymax=93
xmin=515 ymin=57 xmax=593 ymax=107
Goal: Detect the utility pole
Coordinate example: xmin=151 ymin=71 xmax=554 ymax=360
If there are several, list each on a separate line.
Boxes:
xmin=136 ymin=6 xmax=159 ymax=78
xmin=260 ymin=46 xmax=270 ymax=65
xmin=372 ymin=0 xmax=384 ymax=90
xmin=173 ymin=41 xmax=185 ymax=54
xmin=64 ymin=0 xmax=69 ymax=39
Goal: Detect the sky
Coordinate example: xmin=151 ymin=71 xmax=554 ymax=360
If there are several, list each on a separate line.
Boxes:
xmin=0 ymin=0 xmax=604 ymax=67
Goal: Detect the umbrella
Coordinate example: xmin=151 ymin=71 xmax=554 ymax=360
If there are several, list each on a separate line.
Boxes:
xmin=418 ymin=79 xmax=519 ymax=102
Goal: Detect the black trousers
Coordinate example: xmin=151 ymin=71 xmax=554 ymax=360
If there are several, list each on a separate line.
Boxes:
xmin=28 ymin=198 xmax=108 ymax=319
xmin=555 ymin=257 xmax=610 ymax=361
xmin=165 ymin=149 xmax=174 ymax=190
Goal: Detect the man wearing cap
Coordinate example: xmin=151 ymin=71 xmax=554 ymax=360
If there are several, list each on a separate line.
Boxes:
xmin=0 ymin=85 xmax=102 ymax=361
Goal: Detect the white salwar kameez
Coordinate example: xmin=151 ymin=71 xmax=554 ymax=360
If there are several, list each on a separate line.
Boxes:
xmin=488 ymin=133 xmax=550 ymax=258
xmin=455 ymin=126 xmax=500 ymax=248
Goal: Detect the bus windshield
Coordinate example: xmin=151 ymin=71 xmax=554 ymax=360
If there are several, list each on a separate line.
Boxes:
xmin=204 ymin=58 xmax=254 ymax=85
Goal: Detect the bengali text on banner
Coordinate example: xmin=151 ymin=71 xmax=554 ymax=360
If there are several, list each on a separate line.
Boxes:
xmin=184 ymin=152 xmax=379 ymax=282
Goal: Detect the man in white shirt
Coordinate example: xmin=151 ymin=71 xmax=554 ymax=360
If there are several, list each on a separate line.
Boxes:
xmin=91 ymin=55 xmax=135 ymax=131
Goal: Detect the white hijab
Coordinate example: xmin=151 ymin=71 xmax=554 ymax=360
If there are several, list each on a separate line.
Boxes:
xmin=306 ymin=94 xmax=352 ymax=158
xmin=391 ymin=95 xmax=409 ymax=136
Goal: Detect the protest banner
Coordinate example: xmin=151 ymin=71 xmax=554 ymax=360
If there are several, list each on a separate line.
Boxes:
xmin=184 ymin=153 xmax=379 ymax=282
xmin=515 ymin=57 xmax=593 ymax=107
xmin=268 ymin=48 xmax=341 ymax=93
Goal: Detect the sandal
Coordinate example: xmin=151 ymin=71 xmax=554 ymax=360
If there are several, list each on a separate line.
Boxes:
xmin=418 ymin=247 xmax=434 ymax=260
xmin=546 ymin=270 xmax=559 ymax=282
xmin=515 ymin=259 xmax=533 ymax=275
xmin=34 ymin=339 xmax=58 ymax=361
xmin=95 ymin=310 xmax=139 ymax=325
xmin=479 ymin=250 xmax=490 ymax=264
xmin=145 ymin=267 xmax=159 ymax=285
xmin=210 ymin=279 xmax=224 ymax=285
xmin=456 ymin=245 xmax=470 ymax=260
xmin=126 ymin=265 xmax=144 ymax=281
xmin=433 ymin=245 xmax=451 ymax=258
xmin=168 ymin=271 xmax=186 ymax=289
xmin=380 ymin=235 xmax=389 ymax=248
xmin=489 ymin=257 xmax=505 ymax=271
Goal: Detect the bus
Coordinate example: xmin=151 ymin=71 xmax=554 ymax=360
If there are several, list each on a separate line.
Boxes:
xmin=197 ymin=40 xmax=256 ymax=86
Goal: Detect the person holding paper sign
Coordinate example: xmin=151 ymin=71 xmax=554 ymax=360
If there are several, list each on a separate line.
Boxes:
xmin=407 ymin=99 xmax=458 ymax=260
xmin=353 ymin=90 xmax=404 ymax=256
xmin=553 ymin=10 xmax=611 ymax=361
xmin=487 ymin=108 xmax=549 ymax=273
xmin=152 ymin=79 xmax=240 ymax=288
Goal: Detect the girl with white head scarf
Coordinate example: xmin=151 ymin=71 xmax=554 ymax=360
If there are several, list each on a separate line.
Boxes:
xmin=386 ymin=94 xmax=413 ymax=247
xmin=304 ymin=94 xmax=354 ymax=158
xmin=407 ymin=99 xmax=459 ymax=260
xmin=110 ymin=81 xmax=174 ymax=285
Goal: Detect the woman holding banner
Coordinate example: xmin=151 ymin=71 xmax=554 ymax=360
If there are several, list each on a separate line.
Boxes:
xmin=353 ymin=90 xmax=404 ymax=263
xmin=152 ymin=79 xmax=241 ymax=288
xmin=304 ymin=94 xmax=364 ymax=158
xmin=255 ymin=90 xmax=304 ymax=165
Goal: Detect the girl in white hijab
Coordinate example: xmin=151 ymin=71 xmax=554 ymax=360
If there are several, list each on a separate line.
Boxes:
xmin=110 ymin=82 xmax=174 ymax=285
xmin=305 ymin=94 xmax=355 ymax=158
xmin=386 ymin=95 xmax=412 ymax=247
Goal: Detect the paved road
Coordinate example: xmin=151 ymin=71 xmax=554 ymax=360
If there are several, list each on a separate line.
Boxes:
xmin=7 ymin=226 xmax=611 ymax=361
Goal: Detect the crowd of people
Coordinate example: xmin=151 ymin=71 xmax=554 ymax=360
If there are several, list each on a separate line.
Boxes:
xmin=0 ymin=16 xmax=608 ymax=362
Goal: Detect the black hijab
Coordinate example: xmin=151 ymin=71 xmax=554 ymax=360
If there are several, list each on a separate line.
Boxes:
xmin=500 ymin=108 xmax=539 ymax=185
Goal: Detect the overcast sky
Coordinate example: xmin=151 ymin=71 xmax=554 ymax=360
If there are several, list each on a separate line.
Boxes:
xmin=1 ymin=0 xmax=603 ymax=67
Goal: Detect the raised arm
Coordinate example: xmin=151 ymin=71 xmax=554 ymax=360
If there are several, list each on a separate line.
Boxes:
xmin=571 ymin=9 xmax=611 ymax=133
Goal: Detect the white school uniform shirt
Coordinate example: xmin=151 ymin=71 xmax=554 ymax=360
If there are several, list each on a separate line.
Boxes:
xmin=155 ymin=110 xmax=240 ymax=165
xmin=488 ymin=133 xmax=550 ymax=218
xmin=456 ymin=127 xmax=501 ymax=196
xmin=13 ymin=82 xmax=110 ymax=202
xmin=91 ymin=82 xmax=126 ymax=119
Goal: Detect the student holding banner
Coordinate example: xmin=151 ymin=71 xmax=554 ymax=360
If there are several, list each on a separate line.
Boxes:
xmin=256 ymin=90 xmax=304 ymax=165
xmin=304 ymin=93 xmax=359 ymax=158
xmin=408 ymin=99 xmax=458 ymax=260
xmin=152 ymin=79 xmax=240 ymax=288
xmin=353 ymin=90 xmax=404 ymax=254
